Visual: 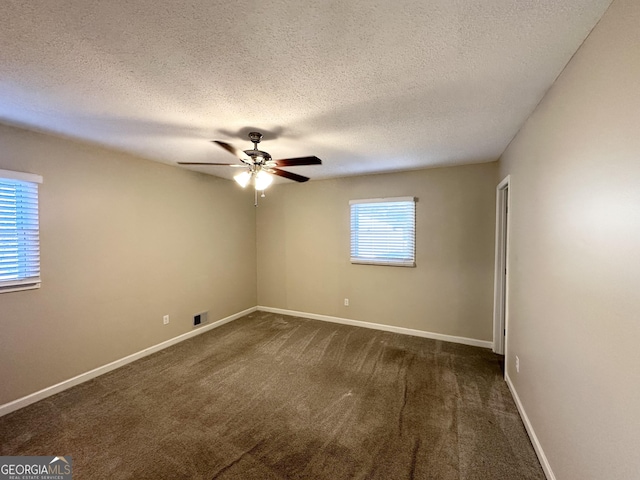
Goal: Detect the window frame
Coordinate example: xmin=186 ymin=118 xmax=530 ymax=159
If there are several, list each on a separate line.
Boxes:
xmin=0 ymin=168 xmax=43 ymax=294
xmin=349 ymin=196 xmax=416 ymax=267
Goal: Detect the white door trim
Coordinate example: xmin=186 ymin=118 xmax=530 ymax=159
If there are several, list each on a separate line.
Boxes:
xmin=493 ymin=175 xmax=511 ymax=355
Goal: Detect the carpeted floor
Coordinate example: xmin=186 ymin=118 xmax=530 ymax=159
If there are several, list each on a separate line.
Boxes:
xmin=0 ymin=312 xmax=545 ymax=479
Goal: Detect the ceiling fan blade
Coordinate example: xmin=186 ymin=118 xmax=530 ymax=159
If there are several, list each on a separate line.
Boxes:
xmin=177 ymin=162 xmax=244 ymax=166
xmin=270 ymin=168 xmax=310 ymax=183
xmin=212 ymin=141 xmax=252 ymax=163
xmin=272 ymin=156 xmax=322 ymax=167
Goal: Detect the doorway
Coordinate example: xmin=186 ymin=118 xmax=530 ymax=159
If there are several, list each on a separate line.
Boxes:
xmin=493 ymin=176 xmax=510 ymax=357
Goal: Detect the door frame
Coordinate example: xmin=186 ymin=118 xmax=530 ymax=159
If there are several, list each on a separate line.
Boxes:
xmin=493 ymin=175 xmax=511 ymax=356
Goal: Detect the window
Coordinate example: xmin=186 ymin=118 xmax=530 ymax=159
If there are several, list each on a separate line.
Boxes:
xmin=0 ymin=169 xmax=43 ymax=293
xmin=350 ymin=197 xmax=416 ymax=267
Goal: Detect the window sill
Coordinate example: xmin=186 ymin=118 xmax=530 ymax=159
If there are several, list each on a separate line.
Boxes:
xmin=0 ymin=282 xmax=41 ymax=294
xmin=350 ymin=259 xmax=416 ymax=268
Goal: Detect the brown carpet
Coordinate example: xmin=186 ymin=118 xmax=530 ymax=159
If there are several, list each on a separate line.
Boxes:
xmin=0 ymin=312 xmax=545 ymax=479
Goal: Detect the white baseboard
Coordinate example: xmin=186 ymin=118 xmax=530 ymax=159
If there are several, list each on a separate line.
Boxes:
xmin=1 ymin=306 xmax=490 ymax=418
xmin=257 ymin=306 xmax=493 ymax=349
xmin=505 ymin=373 xmax=556 ymax=480
xmin=0 ymin=306 xmax=257 ymax=418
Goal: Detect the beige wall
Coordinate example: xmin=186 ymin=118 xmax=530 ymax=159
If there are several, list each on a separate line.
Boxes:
xmin=499 ymin=0 xmax=640 ymax=478
xmin=0 ymin=124 xmax=257 ymax=405
xmin=257 ymin=162 xmax=498 ymax=341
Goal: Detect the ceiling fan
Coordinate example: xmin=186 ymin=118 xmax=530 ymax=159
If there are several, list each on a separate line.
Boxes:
xmin=178 ymin=131 xmax=322 ymax=192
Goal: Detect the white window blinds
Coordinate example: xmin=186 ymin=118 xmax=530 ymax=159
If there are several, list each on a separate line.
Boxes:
xmin=350 ymin=197 xmax=416 ymax=267
xmin=0 ymin=169 xmax=43 ymax=293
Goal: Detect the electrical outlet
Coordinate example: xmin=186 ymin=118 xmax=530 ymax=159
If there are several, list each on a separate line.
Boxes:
xmin=344 ymin=298 xmax=349 ymax=307
xmin=515 ymin=355 xmax=520 ymax=373
xmin=163 ymin=315 xmax=169 ymax=325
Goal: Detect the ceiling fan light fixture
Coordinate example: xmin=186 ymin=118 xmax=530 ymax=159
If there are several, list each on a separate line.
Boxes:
xmin=234 ymin=170 xmax=251 ymax=188
xmin=254 ymin=170 xmax=273 ymax=191
xmin=178 ymin=132 xmax=321 ymax=201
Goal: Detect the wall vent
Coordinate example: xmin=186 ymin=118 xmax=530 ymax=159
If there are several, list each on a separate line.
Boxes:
xmin=193 ymin=311 xmax=208 ymax=328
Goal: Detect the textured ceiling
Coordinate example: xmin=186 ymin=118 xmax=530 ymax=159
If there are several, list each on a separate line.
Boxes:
xmin=0 ymin=0 xmax=611 ymax=181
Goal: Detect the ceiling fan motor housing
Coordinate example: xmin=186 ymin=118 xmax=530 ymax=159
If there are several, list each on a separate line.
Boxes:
xmin=244 ymin=149 xmax=272 ymax=165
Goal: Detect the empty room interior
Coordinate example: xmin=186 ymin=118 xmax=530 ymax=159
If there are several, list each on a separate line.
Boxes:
xmin=0 ymin=1 xmax=638 ymax=479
